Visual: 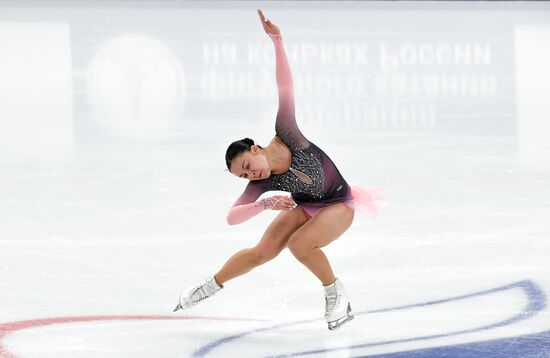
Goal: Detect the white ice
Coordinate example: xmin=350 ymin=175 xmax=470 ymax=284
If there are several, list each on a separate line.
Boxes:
xmin=1 ymin=1 xmax=550 ymax=357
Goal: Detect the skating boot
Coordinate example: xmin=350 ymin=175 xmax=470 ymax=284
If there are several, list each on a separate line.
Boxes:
xmin=173 ymin=276 xmax=223 ymax=312
xmin=324 ymin=278 xmax=354 ymax=330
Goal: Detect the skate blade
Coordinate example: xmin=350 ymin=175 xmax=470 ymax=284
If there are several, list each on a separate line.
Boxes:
xmin=328 ymin=313 xmax=354 ymax=330
xmin=327 ymin=303 xmax=354 ymax=330
xmin=173 ymin=303 xmax=183 ymax=312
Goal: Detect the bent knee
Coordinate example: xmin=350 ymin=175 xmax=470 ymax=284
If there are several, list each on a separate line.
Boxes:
xmin=251 ymin=246 xmax=281 ymax=265
xmin=288 ymin=237 xmax=313 ymax=261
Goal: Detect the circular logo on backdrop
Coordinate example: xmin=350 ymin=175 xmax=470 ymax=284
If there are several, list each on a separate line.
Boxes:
xmin=87 ymin=34 xmax=186 ymax=136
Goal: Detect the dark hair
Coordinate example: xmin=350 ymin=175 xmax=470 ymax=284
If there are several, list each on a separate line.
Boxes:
xmin=225 ymin=138 xmax=262 ymax=171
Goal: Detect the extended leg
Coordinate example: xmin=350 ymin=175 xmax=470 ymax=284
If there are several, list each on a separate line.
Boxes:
xmin=215 ymin=206 xmax=308 ymax=285
xmin=174 ymin=207 xmax=308 ymax=312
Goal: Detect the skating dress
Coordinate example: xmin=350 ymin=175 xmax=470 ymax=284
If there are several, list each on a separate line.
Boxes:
xmin=230 ymin=36 xmax=387 ymax=219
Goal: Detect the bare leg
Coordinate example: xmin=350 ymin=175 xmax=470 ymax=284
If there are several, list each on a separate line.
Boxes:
xmin=294 ymin=248 xmax=336 ymax=286
xmin=288 ymin=203 xmax=354 ymax=285
xmin=215 ymin=207 xmax=308 ymax=285
xmin=214 ymin=248 xmax=263 ymax=285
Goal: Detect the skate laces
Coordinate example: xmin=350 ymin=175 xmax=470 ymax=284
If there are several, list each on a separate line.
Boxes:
xmin=187 ymin=278 xmax=220 ymax=305
xmin=324 ymin=288 xmax=341 ymax=317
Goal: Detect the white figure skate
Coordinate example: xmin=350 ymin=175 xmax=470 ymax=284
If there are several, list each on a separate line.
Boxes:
xmin=173 ymin=276 xmax=223 ymax=312
xmin=324 ymin=278 xmax=354 ymax=330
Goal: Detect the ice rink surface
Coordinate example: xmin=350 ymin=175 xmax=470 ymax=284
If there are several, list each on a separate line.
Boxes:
xmin=1 ymin=1 xmax=550 ymax=357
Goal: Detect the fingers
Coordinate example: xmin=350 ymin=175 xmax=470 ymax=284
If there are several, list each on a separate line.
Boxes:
xmin=270 ymin=195 xmax=296 ymax=210
xmin=280 ymin=203 xmax=296 ymax=211
xmin=281 ymin=197 xmax=297 ymax=210
xmin=257 ymin=9 xmax=272 ymax=28
xmin=258 ymin=9 xmax=266 ymax=24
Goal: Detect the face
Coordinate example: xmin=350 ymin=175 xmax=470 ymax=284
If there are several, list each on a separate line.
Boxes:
xmin=229 ymin=146 xmax=270 ymax=181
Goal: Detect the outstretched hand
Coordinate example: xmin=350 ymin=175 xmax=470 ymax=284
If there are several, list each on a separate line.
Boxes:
xmin=257 ymin=9 xmax=281 ymax=37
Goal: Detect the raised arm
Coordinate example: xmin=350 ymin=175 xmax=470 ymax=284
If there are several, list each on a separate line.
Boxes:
xmin=258 ymin=9 xmax=307 ymax=148
xmin=272 ymin=36 xmax=297 ymax=132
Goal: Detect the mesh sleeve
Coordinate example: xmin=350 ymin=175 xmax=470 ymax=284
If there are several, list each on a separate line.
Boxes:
xmin=226 ymin=180 xmax=271 ymax=225
xmin=272 ymin=36 xmax=308 ymax=149
xmin=232 ymin=180 xmax=269 ymax=206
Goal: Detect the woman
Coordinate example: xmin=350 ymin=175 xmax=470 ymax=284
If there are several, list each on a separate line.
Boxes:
xmin=174 ymin=9 xmax=387 ymax=330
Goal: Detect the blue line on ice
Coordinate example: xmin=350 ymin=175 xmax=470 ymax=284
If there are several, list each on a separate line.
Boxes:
xmin=192 ymin=280 xmax=546 ymax=357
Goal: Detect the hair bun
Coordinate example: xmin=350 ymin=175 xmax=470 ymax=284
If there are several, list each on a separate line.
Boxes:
xmin=225 ymin=137 xmax=258 ymax=171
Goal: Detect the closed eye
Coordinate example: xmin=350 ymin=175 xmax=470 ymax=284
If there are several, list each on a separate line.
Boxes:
xmin=240 ymin=162 xmax=249 ymax=178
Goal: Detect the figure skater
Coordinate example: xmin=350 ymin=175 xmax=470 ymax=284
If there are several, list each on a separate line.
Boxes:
xmin=174 ymin=9 xmax=388 ymax=330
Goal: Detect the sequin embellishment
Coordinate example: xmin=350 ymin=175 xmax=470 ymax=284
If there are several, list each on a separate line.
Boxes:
xmin=265 ymin=145 xmax=325 ymax=200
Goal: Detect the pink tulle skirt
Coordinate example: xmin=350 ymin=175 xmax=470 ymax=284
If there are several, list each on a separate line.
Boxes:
xmin=300 ymin=184 xmax=389 ymax=219
xmin=345 ymin=183 xmax=389 ymax=217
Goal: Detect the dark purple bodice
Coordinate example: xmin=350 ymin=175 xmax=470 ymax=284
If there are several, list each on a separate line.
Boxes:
xmin=232 ymin=36 xmax=350 ymax=209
